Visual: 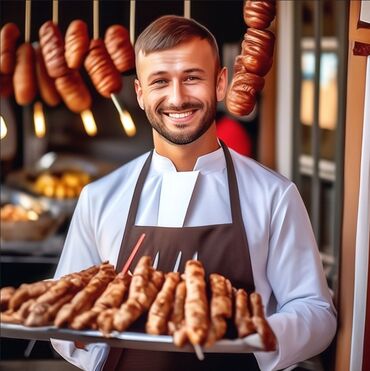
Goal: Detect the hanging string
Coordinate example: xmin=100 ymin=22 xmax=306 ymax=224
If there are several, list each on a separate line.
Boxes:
xmin=184 ymin=0 xmax=191 ymax=19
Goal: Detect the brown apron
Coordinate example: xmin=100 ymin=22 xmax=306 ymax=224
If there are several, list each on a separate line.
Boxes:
xmin=103 ymin=142 xmax=260 ymax=370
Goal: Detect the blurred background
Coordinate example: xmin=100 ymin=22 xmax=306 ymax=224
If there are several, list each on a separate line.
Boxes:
xmin=1 ymin=1 xmax=369 ymax=370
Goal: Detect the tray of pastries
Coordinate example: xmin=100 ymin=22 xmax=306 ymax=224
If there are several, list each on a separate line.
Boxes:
xmin=1 ymin=186 xmax=65 ymax=243
xmin=5 ymin=152 xmax=115 ymax=214
xmin=0 ymin=257 xmax=276 ymax=354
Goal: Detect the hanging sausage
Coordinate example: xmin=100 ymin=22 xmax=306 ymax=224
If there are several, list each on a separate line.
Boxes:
xmin=104 ymin=24 xmax=135 ymax=74
xmin=226 ymin=0 xmax=276 ymax=117
xmin=39 ymin=20 xmax=92 ymax=113
xmin=65 ymin=20 xmax=90 ymax=70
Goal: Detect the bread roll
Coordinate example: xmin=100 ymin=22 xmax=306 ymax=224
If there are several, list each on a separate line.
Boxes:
xmin=55 ymin=70 xmax=91 ymax=113
xmin=84 ymin=38 xmax=122 ymax=98
xmin=0 ymin=22 xmax=21 ymax=74
xmin=243 ymin=0 xmax=276 ymax=30
xmin=39 ymin=21 xmax=69 ymax=79
xmin=34 ymin=43 xmax=61 ymax=107
xmin=65 ymin=20 xmax=89 ymax=69
xmin=13 ymin=43 xmax=37 ymax=105
xmin=104 ymin=25 xmax=135 ymax=73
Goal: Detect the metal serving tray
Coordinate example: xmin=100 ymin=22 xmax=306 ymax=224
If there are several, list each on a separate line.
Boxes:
xmin=0 ymin=323 xmax=264 ymax=353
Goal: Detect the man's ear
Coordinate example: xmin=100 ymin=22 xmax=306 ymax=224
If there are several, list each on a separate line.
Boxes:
xmin=216 ymin=67 xmax=228 ymax=102
xmin=134 ymin=79 xmax=145 ymax=110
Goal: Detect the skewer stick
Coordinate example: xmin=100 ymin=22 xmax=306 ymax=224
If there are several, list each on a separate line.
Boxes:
xmin=121 ymin=233 xmax=146 ymax=275
xmin=77 ymin=0 xmax=98 ymax=136
xmin=190 ymin=249 xmax=205 ymax=361
xmin=184 ymin=0 xmax=191 ymax=19
xmin=25 ymin=0 xmax=31 ymax=43
xmin=111 ymin=93 xmax=136 ymax=137
xmin=93 ymin=0 xmax=99 ymax=40
xmin=26 ymin=0 xmax=46 ymax=137
xmin=129 ymin=0 xmax=136 ymax=46
xmin=52 ymin=0 xmax=58 ymax=24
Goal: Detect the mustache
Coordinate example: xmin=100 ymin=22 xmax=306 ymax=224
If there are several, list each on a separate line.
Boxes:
xmin=158 ymin=102 xmax=203 ymax=112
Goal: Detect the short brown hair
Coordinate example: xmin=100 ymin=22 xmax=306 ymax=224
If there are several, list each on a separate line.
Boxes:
xmin=135 ymin=15 xmax=220 ymax=70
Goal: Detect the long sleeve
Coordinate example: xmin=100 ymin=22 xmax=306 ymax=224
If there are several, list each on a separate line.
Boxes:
xmin=51 ymin=186 xmax=110 ymax=371
xmin=254 ymin=184 xmax=337 ymax=370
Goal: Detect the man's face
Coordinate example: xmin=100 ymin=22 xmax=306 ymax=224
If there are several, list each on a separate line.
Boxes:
xmin=135 ymin=38 xmax=226 ymax=145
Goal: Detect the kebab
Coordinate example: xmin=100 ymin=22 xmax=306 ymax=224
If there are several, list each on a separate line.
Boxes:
xmin=0 ymin=286 xmax=15 ymax=311
xmin=34 ymin=43 xmax=61 ymax=107
xmin=241 ymin=28 xmax=275 ymax=77
xmin=13 ymin=42 xmax=37 ymax=105
xmin=84 ymin=1 xmax=122 ymax=99
xmin=24 ymin=265 xmax=99 ymax=327
xmin=39 ymin=20 xmax=92 ymax=113
xmin=8 ymin=280 xmax=56 ymax=312
xmin=205 ymin=273 xmax=233 ymax=347
xmin=183 ymin=260 xmax=209 ymax=346
xmin=70 ymin=272 xmax=132 ymax=331
xmin=113 ymin=256 xmax=164 ymax=332
xmin=64 ymin=19 xmax=89 ymax=70
xmin=167 ymin=280 xmax=188 ymax=347
xmin=235 ymin=288 xmax=256 ymax=338
xmin=104 ymin=24 xmax=135 ymax=73
xmin=0 ymin=73 xmax=14 ymax=97
xmin=85 ymin=1 xmax=136 ymax=137
xmin=226 ymin=0 xmax=276 ymax=117
xmin=249 ymin=292 xmax=276 ymax=351
xmin=1 ymin=298 xmax=36 ymax=325
xmin=0 ymin=22 xmax=20 ymax=98
xmin=226 ymin=56 xmax=265 ymax=117
xmin=146 ymin=271 xmax=180 ymax=335
xmin=243 ymin=0 xmax=276 ymax=30
xmin=54 ymin=262 xmax=116 ymax=327
xmin=84 ymin=38 xmax=122 ymax=98
xmin=235 ymin=289 xmax=276 ymax=351
xmin=0 ymin=23 xmax=21 ymax=75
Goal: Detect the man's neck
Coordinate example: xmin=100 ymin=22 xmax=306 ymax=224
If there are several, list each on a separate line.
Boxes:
xmin=153 ymin=127 xmax=220 ymax=171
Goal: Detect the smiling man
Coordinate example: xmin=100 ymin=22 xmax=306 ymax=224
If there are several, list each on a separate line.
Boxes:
xmin=52 ymin=15 xmax=336 ymax=371
xmin=134 ymin=22 xmax=226 ymax=171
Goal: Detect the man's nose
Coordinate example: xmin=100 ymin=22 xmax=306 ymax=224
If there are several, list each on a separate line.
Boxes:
xmin=167 ymin=81 xmax=186 ymax=107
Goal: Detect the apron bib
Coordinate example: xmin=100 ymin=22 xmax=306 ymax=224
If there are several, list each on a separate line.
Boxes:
xmin=104 ymin=143 xmax=260 ymax=370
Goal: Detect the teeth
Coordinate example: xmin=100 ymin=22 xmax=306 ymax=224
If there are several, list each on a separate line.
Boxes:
xmin=168 ymin=111 xmax=192 ymax=119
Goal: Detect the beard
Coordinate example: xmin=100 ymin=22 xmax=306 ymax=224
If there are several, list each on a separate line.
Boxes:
xmin=144 ymin=99 xmax=217 ymax=145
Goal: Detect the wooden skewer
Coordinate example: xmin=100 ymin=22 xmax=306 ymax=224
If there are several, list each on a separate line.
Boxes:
xmin=190 ymin=250 xmax=205 ymax=361
xmin=121 ymin=233 xmax=146 ymax=275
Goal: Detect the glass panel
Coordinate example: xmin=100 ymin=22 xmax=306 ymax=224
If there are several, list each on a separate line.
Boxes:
xmin=300 ymin=51 xmax=338 ymax=161
xmin=301 ymin=1 xmax=315 ymax=38
xmin=301 ymin=0 xmax=336 ymax=37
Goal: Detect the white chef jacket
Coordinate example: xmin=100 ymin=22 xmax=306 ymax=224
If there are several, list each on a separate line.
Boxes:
xmin=51 ymin=146 xmax=337 ymax=371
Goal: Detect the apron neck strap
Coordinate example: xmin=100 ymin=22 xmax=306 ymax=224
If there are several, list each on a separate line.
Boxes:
xmin=125 ymin=142 xmax=244 ymax=228
xmin=124 ymin=150 xmax=154 ymax=229
xmin=219 ymin=141 xmax=245 ymax=225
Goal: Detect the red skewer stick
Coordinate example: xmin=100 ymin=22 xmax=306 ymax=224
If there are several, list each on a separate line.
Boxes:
xmin=120 ymin=233 xmax=146 ymax=275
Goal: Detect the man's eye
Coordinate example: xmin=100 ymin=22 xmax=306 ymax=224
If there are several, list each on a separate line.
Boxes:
xmin=152 ymin=79 xmax=167 ymax=86
xmin=185 ymin=76 xmax=200 ymax=82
